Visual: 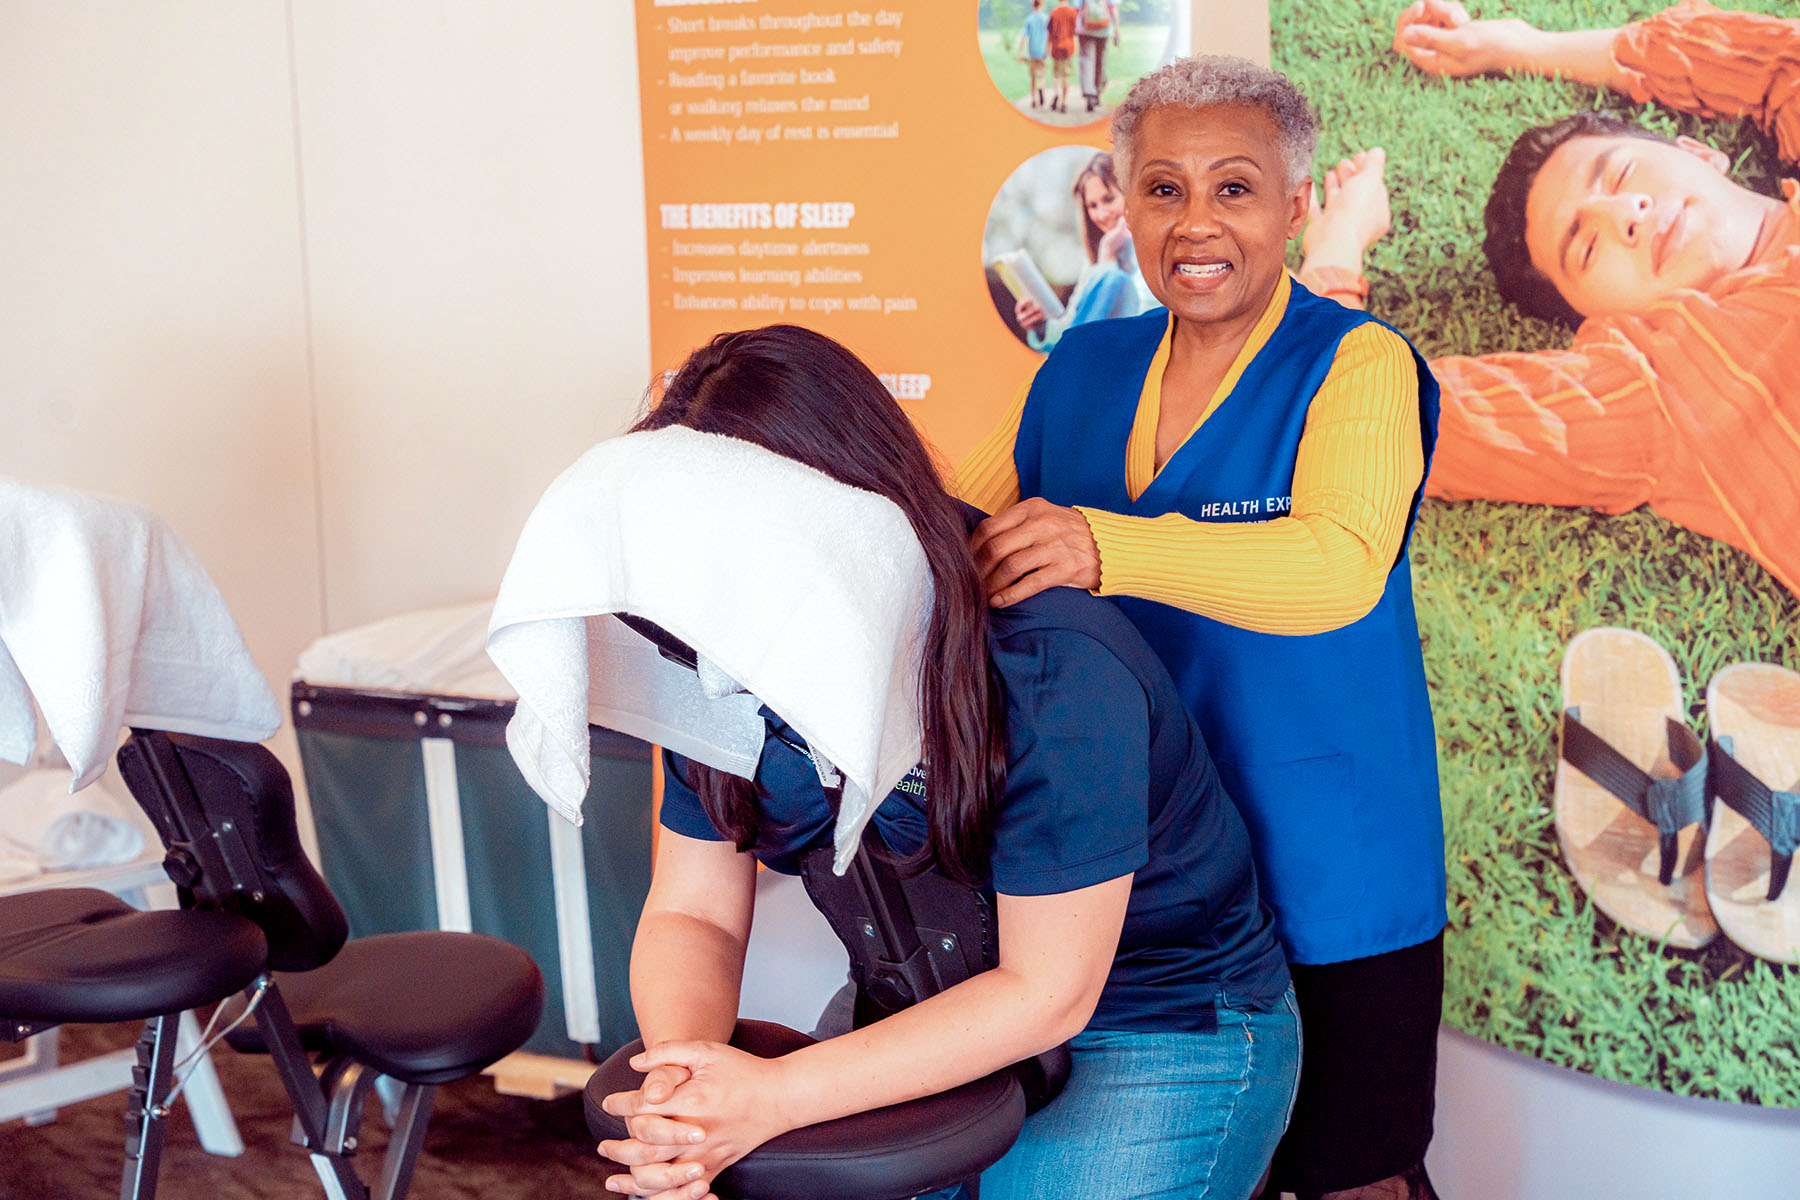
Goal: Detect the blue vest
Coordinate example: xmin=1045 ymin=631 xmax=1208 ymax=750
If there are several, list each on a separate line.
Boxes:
xmin=1015 ymin=287 xmax=1447 ymax=963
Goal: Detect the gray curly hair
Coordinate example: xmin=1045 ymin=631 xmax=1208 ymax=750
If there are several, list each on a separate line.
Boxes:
xmin=1110 ymin=55 xmax=1319 ymax=190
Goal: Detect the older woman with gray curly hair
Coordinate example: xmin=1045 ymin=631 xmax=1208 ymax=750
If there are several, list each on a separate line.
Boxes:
xmin=956 ymin=55 xmax=1448 ymax=1200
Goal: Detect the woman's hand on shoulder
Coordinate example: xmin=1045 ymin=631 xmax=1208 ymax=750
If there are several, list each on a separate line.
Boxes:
xmin=968 ymin=498 xmax=1101 ymax=607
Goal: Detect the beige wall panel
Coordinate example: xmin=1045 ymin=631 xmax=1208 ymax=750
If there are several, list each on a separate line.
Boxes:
xmin=1195 ymin=0 xmax=1272 ymax=65
xmin=293 ymin=0 xmax=652 ymax=631
xmin=0 ymin=1 xmax=323 ymax=715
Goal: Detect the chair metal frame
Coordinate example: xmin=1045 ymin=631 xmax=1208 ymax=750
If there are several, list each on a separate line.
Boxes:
xmin=117 ymin=727 xmax=451 ymax=1200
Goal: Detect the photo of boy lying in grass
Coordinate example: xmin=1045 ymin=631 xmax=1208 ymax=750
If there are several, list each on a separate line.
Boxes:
xmin=1275 ymin=0 xmax=1800 ymax=1105
xmin=1303 ymin=0 xmax=1799 ymax=601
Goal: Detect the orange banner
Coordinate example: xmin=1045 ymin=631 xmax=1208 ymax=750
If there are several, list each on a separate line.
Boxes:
xmin=636 ymin=1 xmax=1185 ymax=462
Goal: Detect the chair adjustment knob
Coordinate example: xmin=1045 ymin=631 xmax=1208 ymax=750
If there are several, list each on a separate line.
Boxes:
xmin=162 ymin=847 xmax=201 ymax=888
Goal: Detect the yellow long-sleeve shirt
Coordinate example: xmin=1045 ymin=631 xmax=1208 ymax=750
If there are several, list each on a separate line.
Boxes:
xmin=952 ymin=273 xmax=1425 ymax=636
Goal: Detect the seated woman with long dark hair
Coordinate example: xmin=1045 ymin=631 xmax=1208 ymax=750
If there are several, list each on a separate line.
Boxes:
xmin=497 ymin=325 xmax=1298 ymax=1200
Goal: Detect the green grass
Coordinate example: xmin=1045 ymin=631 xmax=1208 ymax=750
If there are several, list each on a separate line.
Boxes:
xmin=980 ymin=22 xmax=1172 ymax=110
xmin=1273 ymin=0 xmax=1800 ymax=1105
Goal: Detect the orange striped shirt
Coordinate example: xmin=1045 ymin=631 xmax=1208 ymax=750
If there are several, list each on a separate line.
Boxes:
xmin=1425 ymin=1 xmax=1800 ymax=598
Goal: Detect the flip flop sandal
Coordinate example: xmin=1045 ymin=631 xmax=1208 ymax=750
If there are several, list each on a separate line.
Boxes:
xmin=1556 ymin=627 xmax=1717 ymax=948
xmin=1704 ymin=662 xmax=1800 ymax=962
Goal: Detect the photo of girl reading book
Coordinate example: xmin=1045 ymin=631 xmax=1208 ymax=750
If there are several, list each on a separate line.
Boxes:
xmin=982 ymin=147 xmax=1159 ymax=352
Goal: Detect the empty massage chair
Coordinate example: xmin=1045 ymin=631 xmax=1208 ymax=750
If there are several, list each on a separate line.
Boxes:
xmin=0 ymin=729 xmax=544 ymax=1200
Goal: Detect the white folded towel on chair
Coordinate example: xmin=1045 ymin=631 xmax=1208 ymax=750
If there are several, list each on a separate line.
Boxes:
xmin=0 ymin=768 xmax=153 ymax=880
xmin=487 ymin=426 xmax=931 ymax=874
xmin=0 ymin=478 xmax=283 ymax=790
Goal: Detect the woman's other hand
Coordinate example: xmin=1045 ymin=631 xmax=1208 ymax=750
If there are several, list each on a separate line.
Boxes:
xmin=1014 ymin=296 xmax=1047 ymax=332
xmin=969 ymin=498 xmax=1101 ymax=607
xmin=599 ymin=1138 xmax=712 ymax=1200
xmin=1302 ymin=148 xmax=1391 ymax=271
xmin=603 ymin=1041 xmax=795 ymax=1193
xmin=1096 ymin=217 xmax=1132 ymax=267
xmin=600 ymin=1063 xmax=713 ymax=1199
xmin=1393 ymin=1 xmax=1535 ymax=77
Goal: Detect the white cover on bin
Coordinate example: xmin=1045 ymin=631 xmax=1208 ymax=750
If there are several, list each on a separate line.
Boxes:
xmin=296 ymin=600 xmax=513 ymax=698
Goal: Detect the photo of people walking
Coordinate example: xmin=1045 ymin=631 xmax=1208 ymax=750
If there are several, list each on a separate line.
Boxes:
xmin=978 ymin=0 xmax=1180 ymax=128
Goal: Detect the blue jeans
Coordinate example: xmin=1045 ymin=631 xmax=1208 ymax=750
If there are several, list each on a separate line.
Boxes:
xmin=946 ymin=989 xmax=1302 ymax=1200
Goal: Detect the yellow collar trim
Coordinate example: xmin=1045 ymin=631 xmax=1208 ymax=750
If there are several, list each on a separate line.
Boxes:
xmin=1126 ymin=271 xmax=1294 ymax=499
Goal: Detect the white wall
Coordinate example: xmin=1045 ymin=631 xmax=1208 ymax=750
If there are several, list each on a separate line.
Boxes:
xmin=1429 ymin=1027 xmax=1800 ymax=1200
xmin=0 ymin=2 xmax=321 ymax=709
xmin=292 ymin=0 xmax=651 ymax=630
xmin=0 ymin=2 xmax=651 ymax=816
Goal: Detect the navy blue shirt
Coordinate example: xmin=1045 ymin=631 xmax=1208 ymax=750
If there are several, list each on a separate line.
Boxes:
xmin=659 ymin=585 xmax=1290 ymax=1031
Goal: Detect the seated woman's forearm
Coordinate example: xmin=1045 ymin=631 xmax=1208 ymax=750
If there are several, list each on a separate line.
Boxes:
xmin=770 ymin=875 xmax=1127 ymax=1133
xmin=630 ymin=908 xmax=750 ymax=1048
xmin=629 ymin=828 xmax=757 ymax=1050
xmin=1082 ymin=507 xmax=1397 ymax=634
xmin=772 ymin=961 xmax=1094 ymax=1131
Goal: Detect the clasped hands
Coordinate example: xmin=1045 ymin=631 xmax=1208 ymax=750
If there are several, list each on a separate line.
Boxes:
xmin=598 ymin=1043 xmax=793 ymax=1200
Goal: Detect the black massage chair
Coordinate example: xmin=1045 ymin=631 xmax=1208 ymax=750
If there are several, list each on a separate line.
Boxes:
xmin=0 ymin=729 xmax=545 ymax=1200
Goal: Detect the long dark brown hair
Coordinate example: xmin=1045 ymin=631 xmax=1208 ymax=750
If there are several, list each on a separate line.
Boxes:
xmin=632 ymin=325 xmax=1009 ymax=884
xmin=1074 ymin=152 xmax=1122 ymax=263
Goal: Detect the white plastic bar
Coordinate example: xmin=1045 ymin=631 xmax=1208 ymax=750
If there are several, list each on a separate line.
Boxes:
xmin=0 ymin=1046 xmax=132 ymax=1122
xmin=419 ymin=737 xmax=472 ymax=933
xmin=0 ymin=1027 xmax=243 ymax=1156
xmin=311 ymin=1154 xmax=356 ymax=1200
xmin=547 ymin=806 xmax=601 ymax=1045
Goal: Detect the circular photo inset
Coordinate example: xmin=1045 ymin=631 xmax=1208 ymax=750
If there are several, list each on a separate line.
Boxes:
xmin=982 ymin=144 xmax=1162 ymax=353
xmin=976 ymin=1 xmax=1183 ymax=129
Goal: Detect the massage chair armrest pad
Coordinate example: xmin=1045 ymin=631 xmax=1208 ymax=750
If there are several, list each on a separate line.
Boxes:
xmin=583 ymin=1019 xmax=1025 ymax=1200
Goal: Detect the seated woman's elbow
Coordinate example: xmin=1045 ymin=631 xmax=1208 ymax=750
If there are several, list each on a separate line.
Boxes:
xmin=1029 ymin=977 xmax=1105 ymax=1047
xmin=1048 ymin=998 xmax=1099 ymax=1045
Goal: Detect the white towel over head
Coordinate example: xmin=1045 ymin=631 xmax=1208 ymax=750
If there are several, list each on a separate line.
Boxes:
xmin=0 ymin=479 xmax=282 ymax=791
xmin=487 ymin=426 xmax=931 ymax=874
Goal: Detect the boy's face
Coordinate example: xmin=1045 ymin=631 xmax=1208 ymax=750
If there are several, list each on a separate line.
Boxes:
xmin=1524 ymin=133 xmax=1762 ymax=319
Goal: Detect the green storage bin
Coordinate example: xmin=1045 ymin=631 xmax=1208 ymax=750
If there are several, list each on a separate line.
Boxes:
xmin=291 ymin=681 xmax=652 ymax=1060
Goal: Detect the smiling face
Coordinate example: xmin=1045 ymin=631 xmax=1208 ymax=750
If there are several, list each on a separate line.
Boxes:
xmin=1122 ymin=103 xmax=1309 ymax=344
xmin=1524 ymin=133 xmax=1763 ymax=319
xmin=1082 ymin=173 xmax=1126 ymax=234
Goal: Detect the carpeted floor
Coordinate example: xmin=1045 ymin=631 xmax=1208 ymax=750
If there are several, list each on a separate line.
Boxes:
xmin=1 ymin=1019 xmax=605 ymax=1200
